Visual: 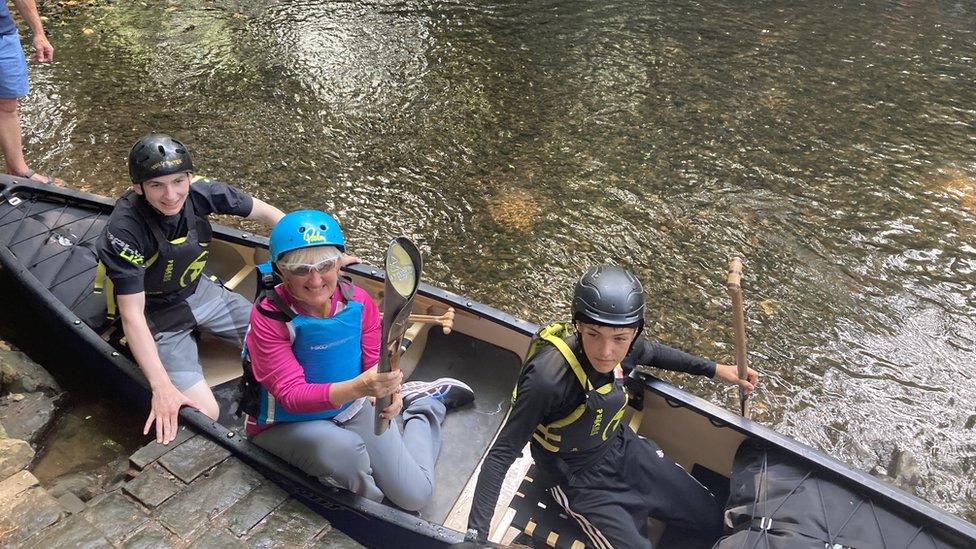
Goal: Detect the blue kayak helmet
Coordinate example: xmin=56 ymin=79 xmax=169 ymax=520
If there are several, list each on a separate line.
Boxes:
xmin=269 ymin=210 xmax=345 ymax=263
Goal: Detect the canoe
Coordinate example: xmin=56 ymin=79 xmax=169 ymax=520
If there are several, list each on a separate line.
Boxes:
xmin=1 ymin=175 xmax=973 ymax=549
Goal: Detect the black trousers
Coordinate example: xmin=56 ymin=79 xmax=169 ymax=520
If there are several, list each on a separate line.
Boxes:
xmin=548 ymin=427 xmax=723 ymax=549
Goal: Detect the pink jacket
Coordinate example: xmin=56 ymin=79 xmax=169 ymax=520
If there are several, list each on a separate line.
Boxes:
xmin=244 ymin=282 xmax=381 ymax=435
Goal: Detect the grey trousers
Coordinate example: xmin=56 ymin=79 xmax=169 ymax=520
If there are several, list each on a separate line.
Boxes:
xmin=154 ymin=277 xmax=252 ymax=390
xmin=253 ymin=396 xmax=447 ymax=512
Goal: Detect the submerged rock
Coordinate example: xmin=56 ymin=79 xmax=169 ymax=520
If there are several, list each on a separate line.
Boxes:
xmin=887 ymin=448 xmax=921 ymax=493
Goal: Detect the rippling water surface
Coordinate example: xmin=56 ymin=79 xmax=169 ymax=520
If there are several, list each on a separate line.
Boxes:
xmin=19 ymin=0 xmax=976 ymax=520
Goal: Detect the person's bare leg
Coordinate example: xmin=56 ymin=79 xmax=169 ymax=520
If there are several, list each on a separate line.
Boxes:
xmin=0 ymin=97 xmax=29 ymax=176
xmin=0 ymin=97 xmax=62 ymax=185
xmin=183 ymin=379 xmax=220 ymax=421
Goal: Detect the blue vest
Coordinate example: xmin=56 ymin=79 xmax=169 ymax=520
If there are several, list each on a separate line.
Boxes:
xmin=253 ymin=288 xmax=363 ymax=426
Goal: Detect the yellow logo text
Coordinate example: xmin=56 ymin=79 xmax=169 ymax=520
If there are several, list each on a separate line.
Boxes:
xmin=180 ymin=251 xmax=209 ymax=287
xmin=303 ymin=228 xmax=327 ymax=244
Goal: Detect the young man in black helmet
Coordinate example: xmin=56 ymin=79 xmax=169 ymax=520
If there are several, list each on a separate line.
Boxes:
xmin=466 ymin=265 xmax=759 ymax=549
xmin=96 ymin=133 xmax=285 ymax=445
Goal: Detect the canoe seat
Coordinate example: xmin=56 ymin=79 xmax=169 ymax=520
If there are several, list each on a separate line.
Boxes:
xmin=508 ymin=464 xmax=589 ymax=549
xmin=509 ymin=463 xmax=728 ymax=549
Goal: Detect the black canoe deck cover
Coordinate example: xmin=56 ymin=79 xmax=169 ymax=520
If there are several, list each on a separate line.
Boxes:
xmin=0 ymin=191 xmax=108 ymax=330
xmin=716 ymin=439 xmax=957 ymax=549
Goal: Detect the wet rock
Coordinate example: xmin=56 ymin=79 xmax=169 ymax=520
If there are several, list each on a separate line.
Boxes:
xmin=0 ymin=436 xmax=34 ymax=478
xmin=155 ymin=459 xmax=263 ymax=539
xmin=56 ymin=492 xmax=86 ymax=514
xmin=0 ymin=347 xmax=60 ymax=394
xmin=22 ymin=512 xmax=109 ymax=548
xmin=46 ymin=454 xmax=133 ymax=504
xmin=101 ymin=455 xmax=133 ymax=493
xmin=965 ymin=414 xmax=976 ymax=430
xmin=83 ymin=492 xmax=149 ymax=544
xmin=187 ymin=526 xmax=246 ymax=548
xmin=122 ymin=523 xmax=179 ymax=549
xmin=46 ymin=470 xmax=99 ymax=500
xmin=0 ymin=471 xmax=63 ymax=545
xmin=129 ymin=427 xmax=193 ymax=470
xmin=219 ymin=482 xmax=288 ymax=537
xmin=0 ymin=391 xmax=63 ymax=445
xmin=887 ymin=448 xmax=921 ymax=493
xmin=123 ymin=463 xmax=183 ymax=508
xmin=245 ymin=498 xmax=330 ymax=548
xmin=157 ymin=434 xmax=231 ymax=483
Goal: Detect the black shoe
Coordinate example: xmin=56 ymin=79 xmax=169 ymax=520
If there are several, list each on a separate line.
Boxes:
xmin=401 ymin=378 xmax=474 ymax=410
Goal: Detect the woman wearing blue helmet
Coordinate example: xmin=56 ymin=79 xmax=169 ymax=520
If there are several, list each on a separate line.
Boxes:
xmin=240 ymin=210 xmax=474 ymax=511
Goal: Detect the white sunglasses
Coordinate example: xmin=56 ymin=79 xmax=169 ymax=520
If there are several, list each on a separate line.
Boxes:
xmin=278 ymin=257 xmax=338 ymax=276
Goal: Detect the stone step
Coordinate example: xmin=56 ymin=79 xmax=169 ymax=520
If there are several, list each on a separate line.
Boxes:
xmin=2 ymin=433 xmax=364 ymax=548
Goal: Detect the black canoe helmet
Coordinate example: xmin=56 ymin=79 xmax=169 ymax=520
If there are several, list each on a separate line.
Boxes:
xmin=128 ymin=133 xmax=193 ymax=184
xmin=571 ymin=265 xmax=646 ymax=327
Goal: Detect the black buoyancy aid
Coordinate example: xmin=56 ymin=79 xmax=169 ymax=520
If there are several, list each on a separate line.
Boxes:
xmin=530 ymin=323 xmax=629 ymax=456
xmin=94 ymin=185 xmax=214 ymax=332
xmin=134 ymin=193 xmax=213 ymax=310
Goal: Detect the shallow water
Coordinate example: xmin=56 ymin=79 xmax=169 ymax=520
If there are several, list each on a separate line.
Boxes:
xmin=16 ymin=0 xmax=976 ymax=521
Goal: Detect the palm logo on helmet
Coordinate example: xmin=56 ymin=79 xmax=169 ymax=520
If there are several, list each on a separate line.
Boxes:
xmin=269 ymin=210 xmax=345 ymax=263
xmin=128 ymin=133 xmax=193 ymax=184
xmin=571 ymin=266 xmax=646 ymax=327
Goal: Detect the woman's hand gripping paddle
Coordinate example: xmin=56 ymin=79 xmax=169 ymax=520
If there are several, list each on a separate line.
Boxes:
xmin=726 ymin=257 xmax=751 ymax=418
xmin=375 ymin=237 xmax=422 ymax=435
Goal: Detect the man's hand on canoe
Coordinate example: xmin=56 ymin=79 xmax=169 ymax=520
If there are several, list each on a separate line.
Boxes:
xmin=144 ymin=382 xmax=202 ymax=444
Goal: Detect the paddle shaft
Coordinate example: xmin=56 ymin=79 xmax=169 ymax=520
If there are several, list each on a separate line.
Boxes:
xmin=726 ymin=257 xmax=751 ymax=418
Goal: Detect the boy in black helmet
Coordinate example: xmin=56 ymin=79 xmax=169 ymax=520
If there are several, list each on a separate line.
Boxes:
xmin=466 ymin=265 xmax=759 ymax=549
xmin=96 ymin=133 xmax=285 ymax=445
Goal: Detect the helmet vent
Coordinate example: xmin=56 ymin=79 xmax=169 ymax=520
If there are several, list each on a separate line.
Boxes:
xmin=157 ymin=145 xmax=166 ymax=154
xmin=298 ymin=227 xmax=306 ymax=233
xmin=320 ymin=224 xmax=327 ymax=230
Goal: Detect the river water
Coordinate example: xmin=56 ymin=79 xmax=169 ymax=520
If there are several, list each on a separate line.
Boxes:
xmin=18 ymin=0 xmax=976 ymax=521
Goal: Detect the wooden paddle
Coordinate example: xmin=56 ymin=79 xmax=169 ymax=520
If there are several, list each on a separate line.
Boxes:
xmin=726 ymin=257 xmax=751 ymax=418
xmin=375 ymin=237 xmax=422 ymax=435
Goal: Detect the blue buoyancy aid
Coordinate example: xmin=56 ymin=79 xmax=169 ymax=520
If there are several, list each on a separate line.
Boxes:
xmin=252 ymin=281 xmax=363 ymax=425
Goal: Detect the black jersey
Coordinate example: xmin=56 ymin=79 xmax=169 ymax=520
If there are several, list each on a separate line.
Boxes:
xmin=96 ymin=178 xmax=253 ymax=297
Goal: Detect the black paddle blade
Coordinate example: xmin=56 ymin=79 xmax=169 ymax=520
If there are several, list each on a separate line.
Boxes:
xmin=376 ymin=237 xmax=422 ymax=435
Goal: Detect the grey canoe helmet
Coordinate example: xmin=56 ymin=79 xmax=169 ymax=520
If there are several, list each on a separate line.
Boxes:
xmin=128 ymin=133 xmax=193 ymax=184
xmin=571 ymin=265 xmax=646 ymax=326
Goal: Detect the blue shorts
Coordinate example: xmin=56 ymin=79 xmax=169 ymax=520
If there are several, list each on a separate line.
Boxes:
xmin=0 ymin=31 xmax=28 ymax=99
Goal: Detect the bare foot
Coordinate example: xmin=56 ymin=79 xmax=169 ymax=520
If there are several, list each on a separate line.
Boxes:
xmin=21 ymin=169 xmax=65 ymax=187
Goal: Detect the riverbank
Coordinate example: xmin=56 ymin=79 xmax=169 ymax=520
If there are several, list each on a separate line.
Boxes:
xmin=0 ymin=337 xmax=361 ymax=547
